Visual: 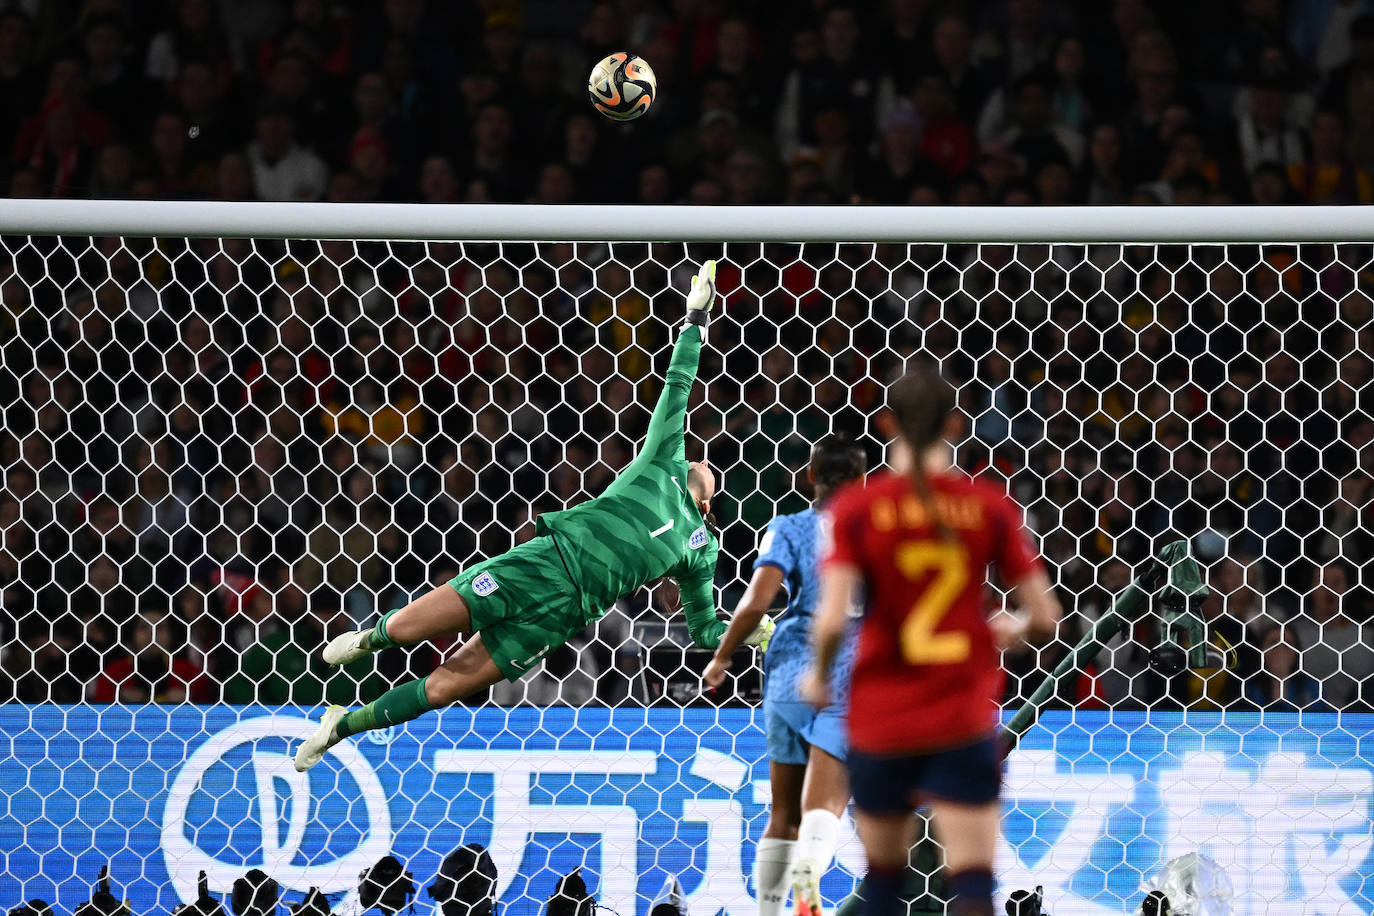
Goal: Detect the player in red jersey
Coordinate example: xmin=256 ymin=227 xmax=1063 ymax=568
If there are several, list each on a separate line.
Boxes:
xmin=801 ymin=367 xmax=1060 ymax=916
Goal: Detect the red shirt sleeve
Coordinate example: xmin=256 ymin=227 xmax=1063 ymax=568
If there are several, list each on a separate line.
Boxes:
xmin=89 ymin=659 xmax=130 ymax=704
xmin=822 ymin=485 xmax=865 ymax=572
xmin=994 ymin=493 xmax=1040 ymax=584
xmin=173 ymin=659 xmax=212 ymax=704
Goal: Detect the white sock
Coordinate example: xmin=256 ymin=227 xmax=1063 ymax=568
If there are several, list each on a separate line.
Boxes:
xmin=755 ymin=837 xmax=796 ymax=916
xmin=795 ymin=809 xmax=841 ymax=871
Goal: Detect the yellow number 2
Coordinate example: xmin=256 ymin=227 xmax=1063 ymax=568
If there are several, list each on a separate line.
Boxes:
xmin=895 ymin=542 xmax=971 ymax=665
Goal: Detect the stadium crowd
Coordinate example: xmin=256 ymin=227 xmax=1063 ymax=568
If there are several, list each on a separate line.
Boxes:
xmin=1 ymin=233 xmax=1370 ymax=713
xmin=0 ymin=0 xmax=1372 ymax=206
xmin=0 ymin=0 xmax=1372 ymax=714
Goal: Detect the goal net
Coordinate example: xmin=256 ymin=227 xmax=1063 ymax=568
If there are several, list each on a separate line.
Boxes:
xmin=0 ymin=203 xmax=1371 ymax=916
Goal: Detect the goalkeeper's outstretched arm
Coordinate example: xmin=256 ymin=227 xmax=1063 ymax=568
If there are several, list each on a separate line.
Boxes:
xmin=680 ymin=569 xmax=726 ymax=649
xmin=640 ymin=261 xmax=717 ymax=465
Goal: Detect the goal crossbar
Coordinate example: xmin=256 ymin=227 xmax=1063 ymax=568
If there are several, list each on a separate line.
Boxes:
xmin=2 ymin=200 xmax=1374 ymax=242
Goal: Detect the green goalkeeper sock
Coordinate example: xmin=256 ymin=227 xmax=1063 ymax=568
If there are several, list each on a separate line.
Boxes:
xmin=335 ymin=677 xmax=434 ymax=738
xmin=361 ymin=609 xmax=402 ymax=651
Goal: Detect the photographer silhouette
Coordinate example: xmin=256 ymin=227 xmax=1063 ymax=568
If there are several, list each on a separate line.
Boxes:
xmin=427 ymin=846 xmax=497 ymax=916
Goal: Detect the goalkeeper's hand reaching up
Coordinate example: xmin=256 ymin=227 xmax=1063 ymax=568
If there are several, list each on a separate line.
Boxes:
xmin=684 ymin=259 xmax=717 ymax=327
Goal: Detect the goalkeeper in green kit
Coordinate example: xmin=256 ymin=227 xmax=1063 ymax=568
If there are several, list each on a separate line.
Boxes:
xmin=295 ymin=261 xmax=772 ymax=771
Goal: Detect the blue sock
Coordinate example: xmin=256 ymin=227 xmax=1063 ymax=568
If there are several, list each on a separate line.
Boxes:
xmin=861 ymin=865 xmax=903 ymax=916
xmin=948 ymin=867 xmax=994 ymax=916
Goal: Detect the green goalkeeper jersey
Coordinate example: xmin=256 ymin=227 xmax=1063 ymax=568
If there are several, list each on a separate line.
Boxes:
xmin=534 ymin=325 xmax=725 ymax=648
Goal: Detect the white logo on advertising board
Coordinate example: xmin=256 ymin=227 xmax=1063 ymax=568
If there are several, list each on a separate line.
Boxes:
xmin=161 ymin=716 xmax=393 ymax=905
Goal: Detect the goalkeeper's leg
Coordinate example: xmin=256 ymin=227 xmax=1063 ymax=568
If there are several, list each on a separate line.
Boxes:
xmin=322 ymin=584 xmax=473 ymax=666
xmin=324 ymin=535 xmax=572 ymax=666
xmin=294 ymin=633 xmax=502 ymax=771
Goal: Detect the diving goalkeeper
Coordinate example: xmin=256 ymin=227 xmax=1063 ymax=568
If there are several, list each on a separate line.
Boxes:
xmin=295 ymin=261 xmax=770 ymax=771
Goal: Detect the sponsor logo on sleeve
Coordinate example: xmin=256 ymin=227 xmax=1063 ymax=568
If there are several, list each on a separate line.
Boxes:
xmin=689 ymin=527 xmax=709 ymax=549
xmin=473 ymin=572 xmax=499 ymax=596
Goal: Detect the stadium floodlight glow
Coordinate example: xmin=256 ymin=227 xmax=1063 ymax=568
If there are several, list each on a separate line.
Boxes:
xmin=1 ymin=202 xmax=1373 ymax=916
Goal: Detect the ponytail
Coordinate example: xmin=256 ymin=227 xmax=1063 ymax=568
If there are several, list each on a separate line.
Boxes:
xmin=910 ymin=460 xmax=954 ymax=543
xmin=888 ymin=367 xmax=956 ymax=542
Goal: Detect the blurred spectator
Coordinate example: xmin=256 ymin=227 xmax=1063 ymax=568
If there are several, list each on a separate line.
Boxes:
xmin=224 ymin=596 xmax=384 ymax=707
xmin=147 ymin=109 xmax=202 ymax=197
xmin=146 ymin=0 xmax=237 ymax=89
xmin=0 ymin=10 xmax=39 ymax=175
xmin=979 ymin=0 xmax=1078 ymax=83
xmin=354 ymin=0 xmax=458 ymax=89
xmin=1249 ymin=160 xmax=1300 ymax=203
xmin=89 ymin=607 xmax=210 ymax=704
xmin=1289 ymin=108 xmax=1373 ymax=202
xmin=1237 ymin=73 xmax=1306 ymax=174
xmin=321 ymin=377 xmax=422 ymax=461
xmin=465 ymin=103 xmax=517 ymax=202
xmin=776 ymin=5 xmax=882 ymax=160
xmin=247 ymin=106 xmax=326 ymax=200
xmin=417 ymin=153 xmax=459 ymax=203
xmin=994 ymin=71 xmax=1083 ymax=170
xmin=637 ymin=162 xmax=673 ymax=203
xmin=912 ymin=72 xmax=975 ymax=180
xmin=261 ymin=51 xmax=337 ymax=151
xmin=175 ymin=59 xmax=241 ymax=165
xmin=701 ymin=17 xmax=768 ymax=124
xmin=82 ymin=14 xmax=151 ymax=135
xmin=88 ymin=141 xmax=134 ymax=198
xmin=1276 ymin=563 xmax=1374 ymax=710
xmin=213 ymin=150 xmax=254 ymax=200
xmin=14 ymin=56 xmax=114 ymax=196
xmin=1186 ymin=556 xmax=1281 ymax=709
xmin=347 ymin=126 xmax=398 ymax=201
xmin=257 ymin=0 xmax=356 ymax=80
xmin=931 ymin=13 xmax=994 ymax=124
xmin=1322 ymin=14 xmax=1374 ymax=167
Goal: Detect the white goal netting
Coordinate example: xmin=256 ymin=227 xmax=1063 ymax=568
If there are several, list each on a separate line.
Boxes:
xmin=1 ymin=221 xmax=1372 ymax=916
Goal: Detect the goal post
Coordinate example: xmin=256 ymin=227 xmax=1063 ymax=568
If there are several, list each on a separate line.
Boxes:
xmin=1 ymin=202 xmax=1373 ymax=916
xmin=3 ymin=199 xmax=1374 ymax=241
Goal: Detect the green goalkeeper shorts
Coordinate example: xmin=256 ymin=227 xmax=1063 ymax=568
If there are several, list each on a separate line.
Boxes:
xmin=447 ymin=535 xmax=587 ymax=681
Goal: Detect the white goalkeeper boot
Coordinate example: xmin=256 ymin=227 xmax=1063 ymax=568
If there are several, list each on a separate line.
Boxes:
xmin=323 ymin=629 xmax=372 ymax=666
xmin=294 ymin=705 xmax=348 ymax=772
xmin=792 ymin=858 xmax=823 ymax=916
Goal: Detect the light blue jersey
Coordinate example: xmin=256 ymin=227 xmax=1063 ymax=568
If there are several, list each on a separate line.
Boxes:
xmin=754 ymin=507 xmax=856 ymax=764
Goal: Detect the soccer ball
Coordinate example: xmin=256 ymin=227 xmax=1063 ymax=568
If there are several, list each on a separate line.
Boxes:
xmin=588 ymin=52 xmax=656 ymax=121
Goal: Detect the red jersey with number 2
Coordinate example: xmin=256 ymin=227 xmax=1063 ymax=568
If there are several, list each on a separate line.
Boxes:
xmin=823 ymin=470 xmax=1041 ymax=754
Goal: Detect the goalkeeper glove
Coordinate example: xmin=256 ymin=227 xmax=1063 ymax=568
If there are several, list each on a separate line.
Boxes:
xmin=742 ymin=613 xmax=775 ymax=652
xmin=684 ymin=260 xmax=717 ymax=327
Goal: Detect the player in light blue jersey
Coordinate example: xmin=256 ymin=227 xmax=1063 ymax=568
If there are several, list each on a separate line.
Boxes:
xmin=704 ymin=435 xmax=868 ymax=916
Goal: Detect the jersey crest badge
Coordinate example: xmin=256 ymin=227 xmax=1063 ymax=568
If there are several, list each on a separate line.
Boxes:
xmin=689 ymin=526 xmax=709 ymax=549
xmin=472 ymin=572 xmax=499 ymax=596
